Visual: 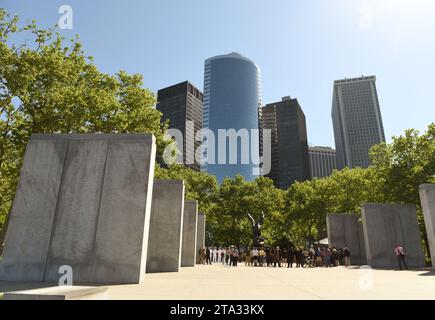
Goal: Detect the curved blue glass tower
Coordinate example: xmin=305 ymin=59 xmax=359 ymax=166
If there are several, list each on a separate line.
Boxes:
xmin=202 ymin=53 xmax=261 ymax=183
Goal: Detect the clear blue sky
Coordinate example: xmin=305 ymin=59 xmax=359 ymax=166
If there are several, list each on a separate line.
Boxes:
xmin=2 ymin=0 xmax=435 ymax=146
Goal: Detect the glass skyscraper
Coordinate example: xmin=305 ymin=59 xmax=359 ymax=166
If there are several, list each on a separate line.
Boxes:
xmin=332 ymin=75 xmax=386 ymax=169
xmin=202 ymin=52 xmax=261 ymax=183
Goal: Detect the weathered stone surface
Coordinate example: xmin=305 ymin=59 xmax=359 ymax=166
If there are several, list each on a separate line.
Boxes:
xmin=88 ymin=138 xmax=155 ymax=284
xmin=419 ymin=184 xmax=435 ymax=270
xmin=196 ymin=212 xmax=205 ymax=264
xmin=146 ymin=180 xmax=184 ymax=273
xmin=3 ymin=286 xmax=109 ymax=300
xmin=0 ymin=138 xmax=68 ymax=281
xmin=326 ymin=213 xmax=367 ymax=265
xmin=181 ymin=200 xmax=198 ymax=267
xmin=361 ymin=203 xmax=425 ymax=268
xmin=43 ymin=139 xmax=108 ymax=283
xmin=0 ymin=134 xmax=156 ymax=285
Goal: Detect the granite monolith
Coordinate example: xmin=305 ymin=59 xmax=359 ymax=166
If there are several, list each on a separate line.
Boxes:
xmin=146 ymin=180 xmax=184 ymax=273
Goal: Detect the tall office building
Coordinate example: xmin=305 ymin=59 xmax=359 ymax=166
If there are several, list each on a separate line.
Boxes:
xmin=202 ymin=52 xmax=261 ymax=182
xmin=308 ymin=146 xmax=336 ymax=179
xmin=262 ymin=97 xmax=310 ymax=189
xmin=157 ymin=81 xmax=203 ymax=171
xmin=332 ymin=75 xmax=385 ymax=169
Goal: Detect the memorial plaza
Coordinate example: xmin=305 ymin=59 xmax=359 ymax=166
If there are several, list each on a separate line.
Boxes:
xmin=0 ymin=134 xmax=433 ymax=300
xmin=1 ymin=264 xmax=435 ymax=300
xmin=1 ymin=3 xmax=435 ymax=302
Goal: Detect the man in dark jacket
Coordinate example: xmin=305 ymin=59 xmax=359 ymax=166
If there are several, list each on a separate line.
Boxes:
xmin=273 ymin=246 xmax=281 ymax=267
xmin=206 ymin=247 xmax=212 ymax=265
xmin=287 ymin=247 xmax=294 ymax=268
xmin=343 ymin=247 xmax=351 ymax=267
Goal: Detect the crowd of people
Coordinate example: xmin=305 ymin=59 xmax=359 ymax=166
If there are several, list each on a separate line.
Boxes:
xmin=198 ymin=245 xmax=352 ymax=268
xmin=199 ymin=243 xmax=410 ymax=270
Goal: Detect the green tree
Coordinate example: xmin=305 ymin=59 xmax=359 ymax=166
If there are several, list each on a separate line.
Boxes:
xmin=284 ymin=167 xmax=381 ymax=246
xmin=370 ymin=123 xmax=435 ymax=259
xmin=370 ymin=123 xmax=435 ymax=205
xmin=0 ymin=9 xmax=169 ymax=238
xmin=326 ymin=167 xmax=382 ymax=213
xmin=285 ymin=181 xmax=318 ymax=246
xmin=207 ymin=175 xmax=285 ymax=246
xmin=284 ymin=124 xmax=434 ymax=250
xmin=154 ymin=164 xmax=218 ymax=213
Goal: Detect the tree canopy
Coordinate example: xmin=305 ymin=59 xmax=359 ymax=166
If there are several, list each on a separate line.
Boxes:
xmin=0 ymin=9 xmax=169 ymax=231
xmin=201 ymin=124 xmax=434 ymax=252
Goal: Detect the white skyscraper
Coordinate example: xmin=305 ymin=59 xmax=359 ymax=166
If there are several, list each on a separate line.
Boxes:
xmin=331 ymin=75 xmax=385 ymax=169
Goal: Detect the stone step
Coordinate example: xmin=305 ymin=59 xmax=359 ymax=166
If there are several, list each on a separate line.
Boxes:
xmin=3 ymin=286 xmax=109 ymax=300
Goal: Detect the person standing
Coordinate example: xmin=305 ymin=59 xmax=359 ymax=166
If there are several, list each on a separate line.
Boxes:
xmin=259 ymin=247 xmax=266 ymax=266
xmin=198 ymin=248 xmax=204 ymax=264
xmin=343 ymin=247 xmax=351 ymax=267
xmin=273 ymin=246 xmax=281 ymax=268
xmin=332 ymin=247 xmax=341 ymax=267
xmin=323 ymin=248 xmax=331 ymax=267
xmin=208 ymin=247 xmax=213 ymax=263
xmin=394 ymin=244 xmax=408 ymax=270
xmin=245 ymin=247 xmax=251 ymax=266
xmin=212 ymin=247 xmax=217 ymax=263
xmin=206 ymin=247 xmax=212 ymax=265
xmin=225 ymin=248 xmax=231 ymax=265
xmin=287 ymin=247 xmax=294 ymax=268
xmin=302 ymin=248 xmax=309 ymax=267
xmin=221 ymin=248 xmax=226 ymax=264
xmin=315 ymin=247 xmax=323 ymax=267
xmin=269 ymin=247 xmax=276 ymax=267
xmin=232 ymin=247 xmax=239 ymax=267
xmin=228 ymin=246 xmax=235 ymax=266
xmin=309 ymin=247 xmax=315 ymax=267
xmin=295 ymin=247 xmax=302 ymax=268
xmin=265 ymin=247 xmax=271 ymax=267
xmin=330 ymin=247 xmax=336 ymax=267
xmin=252 ymin=247 xmax=259 ymax=266
xmin=281 ymin=248 xmax=287 ymax=267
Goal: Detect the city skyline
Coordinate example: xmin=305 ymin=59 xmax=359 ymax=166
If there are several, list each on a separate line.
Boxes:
xmin=3 ymin=0 xmax=434 ymax=149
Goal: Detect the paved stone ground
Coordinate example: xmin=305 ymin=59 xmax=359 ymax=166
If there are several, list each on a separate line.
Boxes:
xmin=105 ymin=264 xmax=435 ymax=300
xmin=1 ymin=264 xmax=434 ymax=300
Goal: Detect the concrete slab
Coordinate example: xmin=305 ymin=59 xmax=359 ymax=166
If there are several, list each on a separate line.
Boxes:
xmin=181 ymin=201 xmax=198 ymax=267
xmin=361 ymin=203 xmax=425 ymax=268
xmin=43 ymin=139 xmax=108 ymax=283
xmin=419 ymin=184 xmax=435 ymax=270
xmin=91 ymin=137 xmax=155 ymax=284
xmin=326 ymin=213 xmax=367 ymax=265
xmin=146 ymin=180 xmax=185 ymax=273
xmin=0 ymin=134 xmax=156 ymax=285
xmin=0 ymin=138 xmax=68 ymax=281
xmin=196 ymin=212 xmax=205 ymax=264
